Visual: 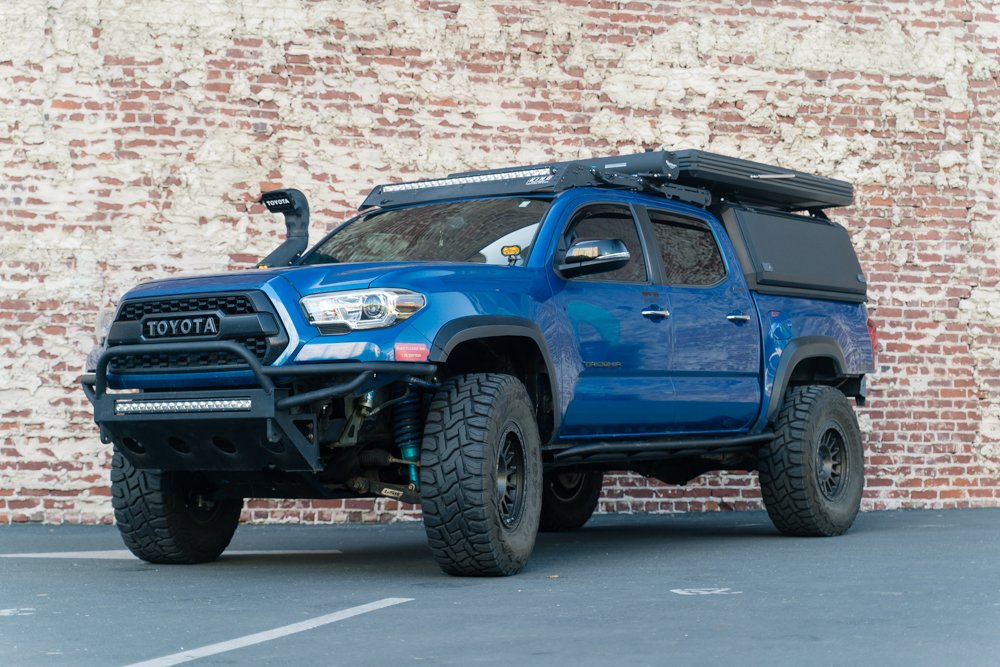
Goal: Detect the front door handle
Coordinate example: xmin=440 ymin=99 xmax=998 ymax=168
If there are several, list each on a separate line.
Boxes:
xmin=642 ymin=308 xmax=670 ymax=320
xmin=726 ymin=313 xmax=751 ymax=323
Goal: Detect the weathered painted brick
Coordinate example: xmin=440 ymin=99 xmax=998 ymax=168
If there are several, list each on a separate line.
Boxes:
xmin=1 ymin=0 xmax=998 ymax=524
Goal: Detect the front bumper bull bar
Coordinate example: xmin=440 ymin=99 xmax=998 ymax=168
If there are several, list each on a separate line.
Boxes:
xmin=81 ymin=341 xmax=436 ymax=472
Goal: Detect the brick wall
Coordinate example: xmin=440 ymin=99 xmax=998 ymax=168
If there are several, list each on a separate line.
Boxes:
xmin=1 ymin=0 xmax=997 ymax=524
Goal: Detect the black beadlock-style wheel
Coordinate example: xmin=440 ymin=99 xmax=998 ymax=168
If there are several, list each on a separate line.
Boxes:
xmin=111 ymin=451 xmax=243 ymax=564
xmin=758 ymin=385 xmax=865 ymax=537
xmin=419 ymin=373 xmax=542 ymax=576
xmin=539 ymin=471 xmax=603 ymax=532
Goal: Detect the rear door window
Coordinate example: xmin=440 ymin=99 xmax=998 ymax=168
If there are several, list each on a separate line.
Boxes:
xmin=647 ymin=210 xmax=726 ymax=286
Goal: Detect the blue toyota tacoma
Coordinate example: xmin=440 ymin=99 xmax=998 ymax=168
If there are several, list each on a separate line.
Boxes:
xmin=83 ymin=150 xmax=877 ymax=576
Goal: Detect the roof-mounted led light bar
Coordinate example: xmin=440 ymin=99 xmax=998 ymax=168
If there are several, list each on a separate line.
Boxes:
xmin=360 ymin=162 xmax=588 ymax=210
xmin=381 ymin=167 xmax=554 ymax=193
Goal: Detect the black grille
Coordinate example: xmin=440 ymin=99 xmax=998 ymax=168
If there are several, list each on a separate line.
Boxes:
xmin=117 ymin=295 xmax=255 ymax=322
xmin=109 ymin=291 xmax=286 ymax=374
xmin=111 ymin=337 xmax=269 ymax=372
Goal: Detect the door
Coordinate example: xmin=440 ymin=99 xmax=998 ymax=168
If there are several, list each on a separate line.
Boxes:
xmin=643 ymin=207 xmax=761 ymax=432
xmin=553 ymin=204 xmax=676 ymax=437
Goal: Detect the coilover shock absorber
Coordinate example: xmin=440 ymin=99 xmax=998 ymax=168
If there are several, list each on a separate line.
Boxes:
xmin=393 ymin=386 xmax=421 ymax=488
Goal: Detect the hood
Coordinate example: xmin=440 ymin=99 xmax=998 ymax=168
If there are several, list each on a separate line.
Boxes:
xmin=122 ymin=269 xmax=298 ymax=300
xmin=277 ymin=262 xmax=443 ymax=296
xmin=122 ymin=261 xmax=536 ymax=301
xmin=120 ymin=263 xmax=403 ymax=300
xmin=282 ymin=261 xmax=537 ymax=296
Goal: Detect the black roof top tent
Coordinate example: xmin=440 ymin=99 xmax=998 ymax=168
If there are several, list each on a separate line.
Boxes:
xmin=360 ymin=149 xmax=854 ymax=213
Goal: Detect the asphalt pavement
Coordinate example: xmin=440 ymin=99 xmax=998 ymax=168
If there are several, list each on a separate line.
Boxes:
xmin=1 ymin=509 xmax=998 ymax=666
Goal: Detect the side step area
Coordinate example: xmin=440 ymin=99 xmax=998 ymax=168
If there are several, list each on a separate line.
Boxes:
xmin=546 ymin=434 xmax=774 ymax=466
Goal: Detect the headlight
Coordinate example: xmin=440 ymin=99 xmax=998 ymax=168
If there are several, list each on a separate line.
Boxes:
xmin=301 ymin=289 xmax=426 ymax=331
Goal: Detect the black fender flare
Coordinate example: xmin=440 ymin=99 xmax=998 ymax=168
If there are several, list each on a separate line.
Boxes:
xmin=764 ymin=336 xmax=848 ymax=426
xmin=429 ymin=315 xmax=560 ymax=431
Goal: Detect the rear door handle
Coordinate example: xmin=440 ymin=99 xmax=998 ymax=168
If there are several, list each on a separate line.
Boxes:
xmin=642 ymin=308 xmax=670 ymax=320
xmin=726 ymin=313 xmax=751 ymax=323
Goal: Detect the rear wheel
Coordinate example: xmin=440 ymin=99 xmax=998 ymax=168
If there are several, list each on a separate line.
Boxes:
xmin=111 ymin=451 xmax=242 ymax=563
xmin=539 ymin=471 xmax=603 ymax=532
xmin=420 ymin=374 xmax=542 ymax=576
xmin=758 ymin=385 xmax=864 ymax=536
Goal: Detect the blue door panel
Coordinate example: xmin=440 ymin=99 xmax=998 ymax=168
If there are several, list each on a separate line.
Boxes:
xmin=667 ymin=377 xmax=760 ymax=432
xmin=665 ymin=284 xmax=760 ymax=432
xmin=562 ymin=375 xmax=676 ymax=436
xmin=554 ymin=282 xmax=675 ymax=437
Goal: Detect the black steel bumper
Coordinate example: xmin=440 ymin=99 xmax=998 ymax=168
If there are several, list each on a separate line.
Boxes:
xmin=81 ymin=341 xmax=436 ymax=473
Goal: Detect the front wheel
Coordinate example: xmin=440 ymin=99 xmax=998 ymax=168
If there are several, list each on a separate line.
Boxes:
xmin=420 ymin=374 xmax=542 ymax=576
xmin=111 ymin=451 xmax=242 ymax=563
xmin=758 ymin=385 xmax=865 ymax=536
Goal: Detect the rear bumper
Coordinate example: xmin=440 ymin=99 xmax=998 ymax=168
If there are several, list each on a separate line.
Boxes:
xmin=81 ymin=341 xmax=436 ymax=472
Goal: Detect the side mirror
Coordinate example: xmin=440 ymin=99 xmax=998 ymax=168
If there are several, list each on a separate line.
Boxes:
xmin=557 ymin=239 xmax=631 ymax=279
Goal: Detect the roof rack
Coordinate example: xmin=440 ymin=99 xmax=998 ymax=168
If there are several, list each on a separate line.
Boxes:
xmin=359 ymin=150 xmax=853 ymax=212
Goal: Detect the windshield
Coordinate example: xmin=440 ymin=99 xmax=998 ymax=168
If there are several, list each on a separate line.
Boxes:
xmin=301 ymin=198 xmax=550 ymax=267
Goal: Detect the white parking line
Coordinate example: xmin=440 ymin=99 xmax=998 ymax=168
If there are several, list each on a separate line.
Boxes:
xmin=670 ymin=587 xmax=743 ymax=596
xmin=0 ymin=549 xmax=342 ymax=560
xmin=0 ymin=608 xmax=36 ymax=617
xmin=124 ymin=597 xmax=413 ymax=667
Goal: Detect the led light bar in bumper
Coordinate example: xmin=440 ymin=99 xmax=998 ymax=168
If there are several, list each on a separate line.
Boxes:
xmin=115 ymin=398 xmax=253 ymax=415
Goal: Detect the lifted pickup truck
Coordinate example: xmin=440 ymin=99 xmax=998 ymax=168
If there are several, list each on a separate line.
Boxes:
xmin=82 ymin=150 xmax=876 ymax=576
